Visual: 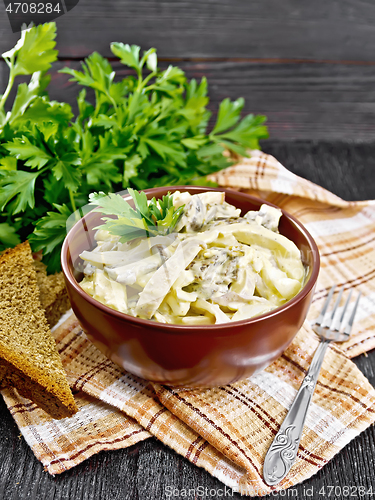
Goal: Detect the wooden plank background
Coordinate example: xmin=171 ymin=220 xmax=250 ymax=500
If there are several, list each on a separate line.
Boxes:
xmin=2 ymin=0 xmax=375 ymax=142
xmin=2 ymin=0 xmax=375 ymax=60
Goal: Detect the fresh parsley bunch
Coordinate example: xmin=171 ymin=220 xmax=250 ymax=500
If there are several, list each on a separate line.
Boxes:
xmin=0 ymin=22 xmax=268 ymax=272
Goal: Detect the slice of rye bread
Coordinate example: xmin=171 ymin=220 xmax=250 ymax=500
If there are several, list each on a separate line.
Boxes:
xmin=0 ymin=258 xmax=71 ymax=386
xmin=0 ymin=241 xmax=78 ymax=419
xmin=33 ymin=260 xmax=71 ymax=328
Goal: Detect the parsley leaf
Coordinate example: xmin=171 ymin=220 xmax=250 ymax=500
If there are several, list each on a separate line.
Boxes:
xmin=211 ymin=97 xmax=244 ymax=135
xmin=0 ymin=170 xmax=40 ymax=213
xmin=0 ymin=23 xmax=59 ymax=127
xmin=29 ymin=204 xmax=72 ymax=272
xmin=60 ymin=52 xmax=116 ymax=108
xmin=2 ymin=23 xmax=57 ymax=77
xmin=4 ymin=135 xmax=51 ymax=169
xmin=0 ymin=156 xmax=17 ymax=170
xmin=7 ymin=71 xmax=49 ymax=126
xmin=51 ymin=153 xmax=82 ymax=191
xmin=13 ymin=98 xmax=73 ymax=127
xmin=0 ymin=222 xmax=21 ymax=248
xmin=110 ymin=43 xmax=141 ymax=72
xmin=89 ymin=190 xmax=184 ymax=242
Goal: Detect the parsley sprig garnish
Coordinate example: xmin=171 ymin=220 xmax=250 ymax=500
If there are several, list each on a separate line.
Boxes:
xmin=89 ymin=189 xmax=184 ymax=242
xmin=0 ymin=22 xmax=268 ymax=272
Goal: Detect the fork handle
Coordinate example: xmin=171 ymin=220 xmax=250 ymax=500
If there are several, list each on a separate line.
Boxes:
xmin=263 ymin=339 xmax=330 ymax=486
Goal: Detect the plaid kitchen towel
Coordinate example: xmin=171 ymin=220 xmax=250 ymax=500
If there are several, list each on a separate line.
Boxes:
xmin=2 ymin=151 xmax=375 ymax=495
xmin=208 ymin=150 xmax=375 ymax=358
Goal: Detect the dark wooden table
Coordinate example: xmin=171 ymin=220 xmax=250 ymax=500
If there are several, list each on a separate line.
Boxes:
xmin=1 ymin=2 xmax=375 ymax=499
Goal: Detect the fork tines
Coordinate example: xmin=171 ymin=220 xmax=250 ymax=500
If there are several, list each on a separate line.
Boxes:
xmin=314 ymin=285 xmax=361 ymax=340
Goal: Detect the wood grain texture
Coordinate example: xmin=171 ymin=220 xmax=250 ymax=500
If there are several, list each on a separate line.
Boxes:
xmin=0 ymin=141 xmax=374 ymax=500
xmin=262 ymin=141 xmax=375 ymax=199
xmin=2 ymin=0 xmax=375 ymax=60
xmin=3 ymin=59 xmax=375 ymax=142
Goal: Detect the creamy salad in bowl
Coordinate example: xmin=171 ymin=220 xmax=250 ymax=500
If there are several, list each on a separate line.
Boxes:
xmin=79 ymin=191 xmax=306 ymax=325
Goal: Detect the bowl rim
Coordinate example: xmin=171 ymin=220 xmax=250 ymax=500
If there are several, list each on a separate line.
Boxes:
xmin=61 ymin=185 xmax=320 ymax=333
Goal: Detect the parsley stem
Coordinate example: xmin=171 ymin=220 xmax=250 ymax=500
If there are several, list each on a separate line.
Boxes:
xmin=68 ymin=189 xmax=77 ymax=213
xmin=110 ymin=96 xmax=118 ymax=112
xmin=93 ymin=90 xmax=101 ymax=117
xmin=140 ymin=71 xmax=157 ymax=91
xmin=0 ymin=69 xmax=14 ymax=115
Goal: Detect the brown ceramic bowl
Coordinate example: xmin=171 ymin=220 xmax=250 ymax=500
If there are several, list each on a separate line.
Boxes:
xmin=61 ymin=186 xmax=320 ymax=388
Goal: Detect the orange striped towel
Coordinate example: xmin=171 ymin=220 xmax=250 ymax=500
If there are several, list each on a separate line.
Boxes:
xmin=2 ymin=151 xmax=375 ymax=496
xmin=209 ymin=150 xmax=375 ymax=358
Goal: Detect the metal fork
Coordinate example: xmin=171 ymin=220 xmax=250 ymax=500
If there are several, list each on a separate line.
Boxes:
xmin=263 ymin=285 xmax=361 ymax=486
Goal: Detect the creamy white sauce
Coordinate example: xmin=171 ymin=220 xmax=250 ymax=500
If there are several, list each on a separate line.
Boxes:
xmin=79 ymin=192 xmax=306 ymax=324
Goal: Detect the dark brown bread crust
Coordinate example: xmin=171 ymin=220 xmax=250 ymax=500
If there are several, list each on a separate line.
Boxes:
xmin=0 ymin=357 xmax=76 ymax=419
xmin=0 ymin=242 xmax=77 ymax=419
